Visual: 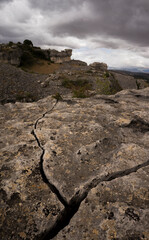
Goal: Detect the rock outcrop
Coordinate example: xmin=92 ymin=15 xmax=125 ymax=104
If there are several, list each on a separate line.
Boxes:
xmin=112 ymin=71 xmax=148 ymax=90
xmin=49 ymin=49 xmax=72 ymax=63
xmin=0 ymin=43 xmax=72 ymax=66
xmin=0 ymin=45 xmax=22 ymax=66
xmin=0 ymin=88 xmax=149 ymax=239
xmin=89 ymin=62 xmax=108 ymax=71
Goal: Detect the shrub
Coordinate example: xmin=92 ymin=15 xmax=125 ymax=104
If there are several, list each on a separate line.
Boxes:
xmin=8 ymin=41 xmax=13 ymax=47
xmin=23 ymin=39 xmax=33 ymax=47
xmin=62 ymin=78 xmax=91 ymax=89
xmin=31 ymin=49 xmax=47 ymax=60
xmin=96 ymin=76 xmax=122 ymax=95
xmin=16 ymin=91 xmax=36 ymax=102
xmin=73 ymin=88 xmax=88 ymax=98
xmin=103 ymin=71 xmax=110 ymax=79
xmin=61 ymin=78 xmax=92 ymax=98
xmin=86 ymin=70 xmax=93 ymax=74
xmin=52 ymin=93 xmax=63 ymax=101
xmin=110 ymin=75 xmax=122 ymax=94
xmin=136 ymin=80 xmax=141 ymax=89
xmin=61 ymin=78 xmax=73 ymax=88
xmin=20 ymin=51 xmax=35 ymax=66
xmin=96 ymin=78 xmax=111 ymax=94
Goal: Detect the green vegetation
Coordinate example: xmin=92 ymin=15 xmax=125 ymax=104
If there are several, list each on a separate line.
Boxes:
xmin=86 ymin=70 xmax=93 ymax=74
xmin=62 ymin=78 xmax=91 ymax=88
xmin=96 ymin=78 xmax=112 ymax=95
xmin=72 ymin=88 xmax=88 ymax=98
xmin=8 ymin=41 xmax=14 ymax=47
xmin=61 ymin=78 xmax=72 ymax=88
xmin=110 ymin=75 xmax=122 ymax=93
xmin=96 ymin=74 xmax=122 ymax=95
xmin=23 ymin=39 xmax=33 ymax=47
xmin=20 ymin=51 xmax=35 ymax=67
xmin=61 ymin=78 xmax=92 ymax=98
xmin=31 ymin=49 xmax=47 ymax=60
xmin=103 ymin=71 xmax=110 ymax=79
xmin=52 ymin=93 xmax=63 ymax=101
xmin=136 ymin=80 xmax=141 ymax=89
xmin=15 ymin=91 xmax=36 ymax=102
xmin=19 ymin=39 xmax=49 ymax=67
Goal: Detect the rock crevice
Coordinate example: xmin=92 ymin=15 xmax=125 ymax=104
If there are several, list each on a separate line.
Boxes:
xmin=37 ymin=157 xmax=149 ymax=239
xmin=29 ymin=93 xmax=149 ymax=239
xmin=1 ymin=88 xmax=149 ymax=240
xmin=31 ymin=100 xmax=69 ymax=208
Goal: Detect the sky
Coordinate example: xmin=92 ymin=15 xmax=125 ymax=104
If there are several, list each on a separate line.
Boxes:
xmin=0 ymin=0 xmax=149 ymax=69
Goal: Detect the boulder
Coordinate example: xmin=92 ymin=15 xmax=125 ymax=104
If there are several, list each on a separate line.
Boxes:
xmin=90 ymin=62 xmax=108 ymax=71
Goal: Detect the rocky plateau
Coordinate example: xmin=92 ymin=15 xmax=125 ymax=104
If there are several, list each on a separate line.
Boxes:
xmin=0 ymin=87 xmax=149 ymax=240
xmin=0 ymin=43 xmax=149 ymax=239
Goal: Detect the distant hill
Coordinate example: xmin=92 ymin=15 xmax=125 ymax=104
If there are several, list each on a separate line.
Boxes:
xmin=109 ymin=67 xmax=149 ymax=73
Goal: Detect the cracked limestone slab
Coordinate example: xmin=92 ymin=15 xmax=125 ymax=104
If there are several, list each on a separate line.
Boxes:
xmin=0 ymin=99 xmax=63 ymax=240
xmin=53 ymin=144 xmax=149 ymax=239
xmin=35 ymin=89 xmax=149 ymax=201
xmin=0 ymin=88 xmax=149 ymax=240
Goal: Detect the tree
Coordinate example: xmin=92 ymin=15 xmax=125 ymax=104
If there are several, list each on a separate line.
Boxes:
xmin=23 ymin=39 xmax=33 ymax=47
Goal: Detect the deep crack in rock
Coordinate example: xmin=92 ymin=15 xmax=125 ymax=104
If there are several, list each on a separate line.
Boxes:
xmin=34 ymin=100 xmax=58 ymax=129
xmin=37 ymin=159 xmax=149 ymax=239
xmin=31 ymin=98 xmax=149 ymax=240
xmin=31 ymin=101 xmax=68 ymax=208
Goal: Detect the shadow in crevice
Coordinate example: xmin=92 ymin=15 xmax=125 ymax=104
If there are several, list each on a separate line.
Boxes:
xmin=126 ymin=117 xmax=149 ymax=133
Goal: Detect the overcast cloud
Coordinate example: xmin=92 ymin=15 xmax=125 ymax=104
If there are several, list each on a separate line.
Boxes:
xmin=0 ymin=0 xmax=149 ymax=68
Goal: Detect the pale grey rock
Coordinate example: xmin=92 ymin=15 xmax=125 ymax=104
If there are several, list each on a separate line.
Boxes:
xmin=50 ymin=49 xmax=72 ymax=63
xmin=0 ymin=100 xmax=63 ymax=240
xmin=112 ymin=72 xmax=149 ymax=90
xmin=0 ymin=88 xmax=149 ymax=240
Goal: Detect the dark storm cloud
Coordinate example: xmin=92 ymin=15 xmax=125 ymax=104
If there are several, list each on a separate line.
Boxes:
xmin=29 ymin=0 xmax=86 ymax=12
xmin=1 ymin=0 xmax=149 ymax=49
xmin=0 ymin=0 xmax=149 ymax=67
xmin=0 ymin=0 xmax=12 ymax=2
xmin=0 ymin=0 xmax=13 ymax=5
xmin=50 ymin=0 xmax=149 ymax=48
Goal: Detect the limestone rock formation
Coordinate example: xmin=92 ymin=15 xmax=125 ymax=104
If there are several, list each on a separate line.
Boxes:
xmin=49 ymin=49 xmax=72 ymax=63
xmin=0 ymin=88 xmax=149 ymax=239
xmin=0 ymin=45 xmax=22 ymax=66
xmin=0 ymin=43 xmax=72 ymax=66
xmin=89 ymin=62 xmax=108 ymax=71
xmin=112 ymin=71 xmax=148 ymax=90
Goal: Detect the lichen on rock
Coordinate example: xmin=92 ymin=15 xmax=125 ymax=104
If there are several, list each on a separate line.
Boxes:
xmin=0 ymin=88 xmax=149 ymax=239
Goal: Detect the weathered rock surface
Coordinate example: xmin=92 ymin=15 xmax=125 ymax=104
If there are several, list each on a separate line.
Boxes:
xmin=0 ymin=88 xmax=149 ymax=239
xmin=112 ymin=71 xmax=148 ymax=90
xmin=0 ymin=62 xmax=122 ymax=104
xmin=89 ymin=62 xmax=108 ymax=71
xmin=0 ymin=43 xmax=72 ymax=66
xmin=0 ymin=47 xmax=22 ymax=66
xmin=49 ymin=49 xmax=72 ymax=63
